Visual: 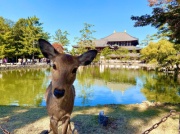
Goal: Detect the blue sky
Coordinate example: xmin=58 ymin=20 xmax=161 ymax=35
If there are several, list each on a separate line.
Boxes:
xmin=0 ymin=0 xmax=157 ymax=50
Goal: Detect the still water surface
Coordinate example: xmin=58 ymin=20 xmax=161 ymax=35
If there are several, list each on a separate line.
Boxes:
xmin=0 ymin=66 xmax=179 ymax=106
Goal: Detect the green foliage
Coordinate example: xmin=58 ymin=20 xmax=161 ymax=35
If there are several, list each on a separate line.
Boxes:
xmin=0 ymin=17 xmax=15 ymax=58
xmin=100 ymin=47 xmax=112 ymax=59
xmin=115 ymin=47 xmax=128 ymax=55
xmin=74 ymin=23 xmax=96 ymax=55
xmin=141 ymin=73 xmax=180 ymax=104
xmin=131 ymin=1 xmax=180 ymax=44
xmin=75 ymin=45 xmax=88 ymax=55
xmin=114 ymin=47 xmax=129 ymax=60
xmin=13 ymin=16 xmax=49 ymax=59
xmin=69 ymin=48 xmax=77 ymax=56
xmin=140 ymin=39 xmax=178 ymax=67
xmin=78 ymin=23 xmax=96 ymax=43
xmin=0 ymin=16 xmax=49 ymax=61
xmin=53 ymin=29 xmax=69 ymax=53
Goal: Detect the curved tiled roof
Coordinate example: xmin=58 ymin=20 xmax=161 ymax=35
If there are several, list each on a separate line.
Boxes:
xmin=93 ymin=39 xmax=108 ymax=47
xmin=92 ymin=32 xmax=139 ymax=47
xmin=102 ymin=32 xmax=138 ymax=41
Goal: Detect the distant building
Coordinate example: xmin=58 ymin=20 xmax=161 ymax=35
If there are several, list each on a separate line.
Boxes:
xmin=73 ymin=31 xmax=142 ymax=59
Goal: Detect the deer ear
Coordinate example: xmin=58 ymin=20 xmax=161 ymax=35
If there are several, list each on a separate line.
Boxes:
xmin=38 ymin=39 xmax=59 ymax=60
xmin=78 ymin=50 xmax=97 ymax=66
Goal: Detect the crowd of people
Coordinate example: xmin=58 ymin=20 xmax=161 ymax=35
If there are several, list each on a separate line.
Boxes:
xmin=0 ymin=58 xmax=51 ymax=66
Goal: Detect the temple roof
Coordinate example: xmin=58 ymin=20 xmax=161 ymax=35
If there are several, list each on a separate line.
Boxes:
xmin=93 ymin=32 xmax=138 ymax=47
xmin=102 ymin=32 xmax=138 ymax=42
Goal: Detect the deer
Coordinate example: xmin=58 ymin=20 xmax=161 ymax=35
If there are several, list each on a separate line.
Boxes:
xmin=38 ymin=39 xmax=97 ymax=134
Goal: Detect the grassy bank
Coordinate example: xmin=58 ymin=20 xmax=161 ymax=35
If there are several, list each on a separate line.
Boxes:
xmin=0 ymin=103 xmax=179 ymax=134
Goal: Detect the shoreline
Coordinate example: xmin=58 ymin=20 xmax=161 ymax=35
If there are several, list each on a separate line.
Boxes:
xmin=0 ymin=62 xmax=179 ymax=73
xmin=0 ymin=63 xmax=50 ymax=71
xmin=0 ymin=62 xmax=156 ymax=70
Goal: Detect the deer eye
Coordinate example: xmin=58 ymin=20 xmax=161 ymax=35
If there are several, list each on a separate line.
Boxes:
xmin=52 ymin=64 xmax=57 ymax=70
xmin=72 ymin=68 xmax=77 ymax=74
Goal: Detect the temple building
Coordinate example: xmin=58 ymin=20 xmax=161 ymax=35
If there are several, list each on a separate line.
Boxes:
xmin=94 ymin=31 xmax=140 ymax=52
xmin=73 ymin=31 xmax=141 ymax=59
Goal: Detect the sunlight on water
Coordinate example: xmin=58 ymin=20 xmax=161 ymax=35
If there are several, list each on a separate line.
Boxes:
xmin=0 ymin=66 xmax=179 ymax=106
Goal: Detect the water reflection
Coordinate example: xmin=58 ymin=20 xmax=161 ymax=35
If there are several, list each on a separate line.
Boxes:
xmin=0 ymin=68 xmax=50 ymax=106
xmin=0 ymin=66 xmax=179 ymax=106
xmin=75 ymin=66 xmax=180 ymax=105
xmin=75 ymin=66 xmax=147 ymax=106
xmin=141 ymin=73 xmax=180 ymax=104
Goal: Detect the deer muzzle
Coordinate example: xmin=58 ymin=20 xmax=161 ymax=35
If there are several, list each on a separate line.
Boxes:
xmin=54 ymin=88 xmax=65 ymax=98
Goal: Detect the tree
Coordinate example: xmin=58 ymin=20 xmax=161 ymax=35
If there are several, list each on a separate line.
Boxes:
xmin=0 ymin=16 xmax=49 ymax=61
xmin=69 ymin=48 xmax=77 ymax=56
xmin=21 ymin=17 xmax=42 ymax=60
xmin=53 ymin=29 xmax=69 ymax=53
xmin=74 ymin=23 xmax=96 ymax=54
xmin=100 ymin=47 xmax=112 ymax=61
xmin=69 ymin=47 xmax=87 ymax=56
xmin=114 ymin=47 xmax=129 ymax=60
xmin=12 ymin=16 xmax=49 ymax=60
xmin=0 ymin=17 xmax=15 ymax=59
xmin=74 ymin=45 xmax=88 ymax=55
xmin=131 ymin=0 xmax=180 ymax=44
xmin=141 ymin=39 xmax=179 ymax=69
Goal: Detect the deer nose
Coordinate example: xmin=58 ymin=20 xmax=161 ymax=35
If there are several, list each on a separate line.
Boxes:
xmin=54 ymin=88 xmax=65 ymax=98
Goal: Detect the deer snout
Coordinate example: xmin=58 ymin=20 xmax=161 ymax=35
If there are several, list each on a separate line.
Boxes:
xmin=54 ymin=88 xmax=65 ymax=98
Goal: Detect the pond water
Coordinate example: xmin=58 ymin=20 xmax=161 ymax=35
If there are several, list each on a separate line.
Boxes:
xmin=0 ymin=66 xmax=179 ymax=106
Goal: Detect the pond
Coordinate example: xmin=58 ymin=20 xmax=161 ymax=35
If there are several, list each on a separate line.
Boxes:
xmin=0 ymin=66 xmax=180 ymax=106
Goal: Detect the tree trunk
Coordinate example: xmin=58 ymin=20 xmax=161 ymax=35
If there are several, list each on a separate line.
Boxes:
xmin=173 ymin=63 xmax=179 ymax=82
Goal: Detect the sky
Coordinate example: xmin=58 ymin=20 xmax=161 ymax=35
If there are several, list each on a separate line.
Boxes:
xmin=0 ymin=0 xmax=157 ymax=50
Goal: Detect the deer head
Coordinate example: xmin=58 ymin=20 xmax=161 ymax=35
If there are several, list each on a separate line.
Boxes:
xmin=38 ymin=39 xmax=97 ymax=98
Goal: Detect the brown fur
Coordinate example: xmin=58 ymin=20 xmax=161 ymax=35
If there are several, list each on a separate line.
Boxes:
xmin=38 ymin=39 xmax=97 ymax=134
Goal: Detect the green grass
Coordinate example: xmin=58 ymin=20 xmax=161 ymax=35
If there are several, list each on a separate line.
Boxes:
xmin=0 ymin=103 xmax=179 ymax=134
